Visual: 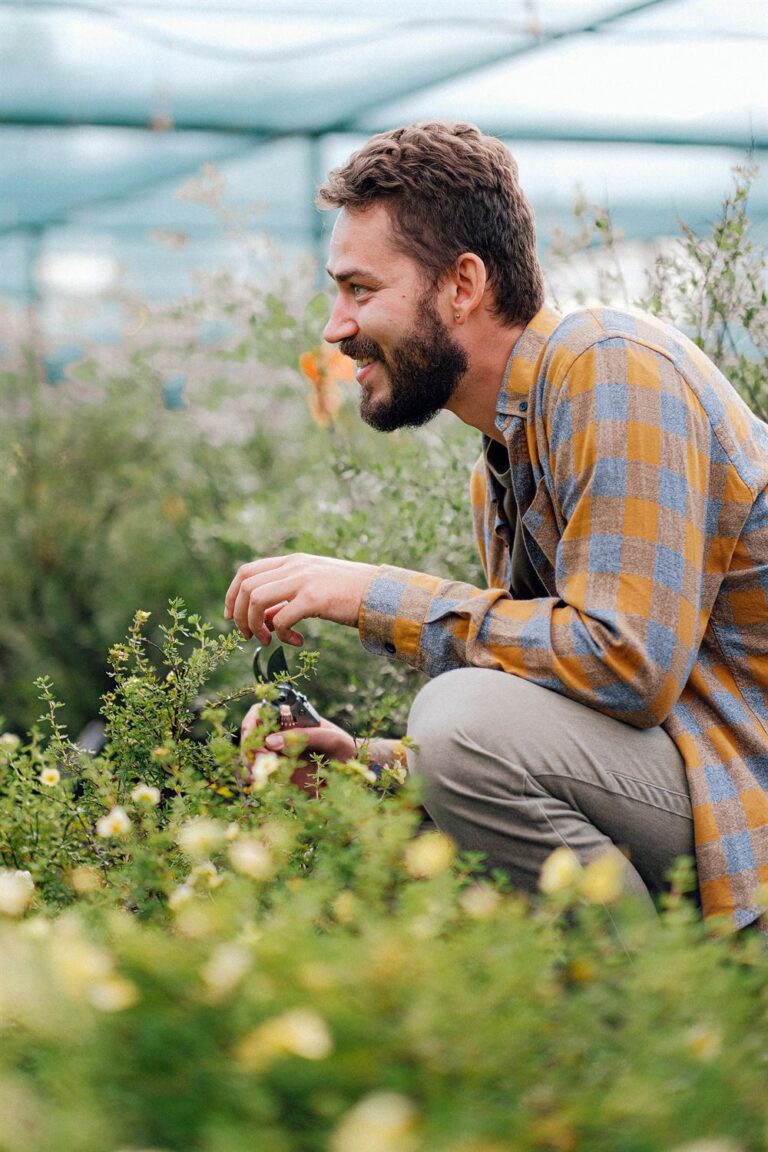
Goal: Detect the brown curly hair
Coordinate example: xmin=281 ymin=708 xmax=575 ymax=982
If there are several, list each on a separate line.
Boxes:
xmin=316 ymin=122 xmax=544 ymax=327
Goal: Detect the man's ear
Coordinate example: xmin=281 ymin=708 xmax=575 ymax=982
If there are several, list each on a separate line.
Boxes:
xmin=449 ymin=252 xmax=487 ymax=323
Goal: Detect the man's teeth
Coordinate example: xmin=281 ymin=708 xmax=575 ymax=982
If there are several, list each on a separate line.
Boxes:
xmin=356 ymin=357 xmax=375 ymax=367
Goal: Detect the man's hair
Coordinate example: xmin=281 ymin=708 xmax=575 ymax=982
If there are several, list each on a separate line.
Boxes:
xmin=316 ymin=121 xmax=544 ymax=326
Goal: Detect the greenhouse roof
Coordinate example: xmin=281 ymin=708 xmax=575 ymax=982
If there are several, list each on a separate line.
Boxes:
xmin=1 ymin=0 xmax=766 ymax=310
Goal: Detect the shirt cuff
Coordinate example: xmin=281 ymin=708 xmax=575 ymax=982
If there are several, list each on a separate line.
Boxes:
xmin=358 ymin=564 xmax=444 ymax=668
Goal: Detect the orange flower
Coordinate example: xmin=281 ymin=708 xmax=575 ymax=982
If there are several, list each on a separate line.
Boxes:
xmin=299 ymin=344 xmax=354 ymax=427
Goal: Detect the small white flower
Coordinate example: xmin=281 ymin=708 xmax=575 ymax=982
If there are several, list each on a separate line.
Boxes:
xmin=176 ymin=817 xmax=226 ymax=859
xmin=0 ymin=869 xmax=35 ymax=916
xmin=228 ymin=837 xmax=274 ymax=880
xmin=96 ymin=806 xmax=132 ymax=839
xmin=51 ymin=937 xmax=113 ymax=997
xmin=40 ymin=766 xmax=61 ymax=787
xmin=403 ymin=832 xmax=455 ymax=879
xmin=250 ymin=751 xmax=280 ymax=791
xmin=237 ymin=1008 xmax=333 ymax=1069
xmin=190 ymin=861 xmax=224 ymax=889
xmin=87 ymin=975 xmax=139 ymax=1013
xmin=201 ymin=943 xmax=251 ymax=999
xmin=0 ymin=732 xmax=21 ymax=754
xmin=168 ymin=883 xmax=195 ymax=911
xmin=580 ymin=852 xmax=626 ymax=904
xmin=130 ymin=783 xmax=161 ymax=806
xmin=539 ymin=846 xmax=582 ymax=894
xmin=330 ymin=1092 xmax=419 ymax=1152
xmin=459 ymin=884 xmax=501 ymax=920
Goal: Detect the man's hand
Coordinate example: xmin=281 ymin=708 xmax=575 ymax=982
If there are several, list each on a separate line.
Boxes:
xmin=224 ymin=553 xmax=377 ymax=646
xmin=241 ymin=702 xmax=357 ymax=764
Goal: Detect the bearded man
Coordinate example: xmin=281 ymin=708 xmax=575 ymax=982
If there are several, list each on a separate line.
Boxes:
xmin=225 ymin=122 xmax=768 ymax=932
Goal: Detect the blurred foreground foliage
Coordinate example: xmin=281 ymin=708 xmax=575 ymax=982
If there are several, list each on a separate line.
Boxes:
xmin=0 ymin=606 xmax=766 ymax=1152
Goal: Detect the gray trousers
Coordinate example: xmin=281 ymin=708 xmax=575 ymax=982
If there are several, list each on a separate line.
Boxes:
xmin=407 ymin=668 xmax=695 ymax=902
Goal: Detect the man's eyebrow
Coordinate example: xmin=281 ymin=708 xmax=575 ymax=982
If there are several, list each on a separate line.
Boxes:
xmin=325 ymin=266 xmax=376 ymax=284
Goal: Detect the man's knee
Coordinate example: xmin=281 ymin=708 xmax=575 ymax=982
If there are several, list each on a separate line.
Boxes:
xmin=407 ymin=667 xmax=529 ymax=793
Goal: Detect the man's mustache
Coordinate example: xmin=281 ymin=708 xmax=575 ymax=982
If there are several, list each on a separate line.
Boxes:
xmin=339 ymin=337 xmax=384 ymax=363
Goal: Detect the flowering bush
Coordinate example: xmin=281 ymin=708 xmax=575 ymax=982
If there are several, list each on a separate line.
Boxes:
xmin=0 ymin=606 xmax=766 ymax=1152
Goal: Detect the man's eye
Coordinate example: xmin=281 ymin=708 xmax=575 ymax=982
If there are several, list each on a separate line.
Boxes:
xmin=351 ymin=285 xmax=368 ymax=298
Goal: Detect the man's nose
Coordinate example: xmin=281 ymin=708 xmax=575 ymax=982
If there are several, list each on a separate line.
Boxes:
xmin=323 ymin=297 xmax=358 ymax=344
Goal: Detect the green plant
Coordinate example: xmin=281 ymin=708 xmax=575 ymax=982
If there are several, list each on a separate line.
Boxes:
xmin=0 ymin=607 xmax=767 ymax=1152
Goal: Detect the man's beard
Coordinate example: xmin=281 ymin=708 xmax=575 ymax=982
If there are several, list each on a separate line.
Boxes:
xmin=340 ymin=293 xmax=468 ymax=433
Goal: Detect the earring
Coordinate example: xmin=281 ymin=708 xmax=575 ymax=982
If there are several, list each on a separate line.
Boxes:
xmin=454 ymin=312 xmax=461 ymax=320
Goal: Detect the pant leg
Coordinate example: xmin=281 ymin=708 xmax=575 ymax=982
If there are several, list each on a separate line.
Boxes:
xmin=406 ymin=668 xmax=695 ymax=901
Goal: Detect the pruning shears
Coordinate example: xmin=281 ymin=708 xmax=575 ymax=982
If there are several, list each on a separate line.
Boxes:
xmin=253 ymin=645 xmax=322 ymax=729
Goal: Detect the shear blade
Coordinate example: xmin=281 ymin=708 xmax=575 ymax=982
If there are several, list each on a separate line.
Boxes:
xmin=253 ymin=644 xmax=290 ymax=682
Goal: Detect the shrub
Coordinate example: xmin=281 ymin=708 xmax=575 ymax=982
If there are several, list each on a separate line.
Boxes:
xmin=0 ymin=607 xmax=766 ymax=1152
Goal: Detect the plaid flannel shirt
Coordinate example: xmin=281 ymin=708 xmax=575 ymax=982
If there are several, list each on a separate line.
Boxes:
xmin=359 ymin=304 xmax=768 ymax=928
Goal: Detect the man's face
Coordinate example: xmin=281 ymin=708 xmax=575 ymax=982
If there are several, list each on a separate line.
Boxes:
xmin=324 ymin=205 xmax=468 ymax=432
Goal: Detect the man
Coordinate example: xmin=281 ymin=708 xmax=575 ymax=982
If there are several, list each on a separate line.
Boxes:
xmin=225 ymin=122 xmax=768 ymax=931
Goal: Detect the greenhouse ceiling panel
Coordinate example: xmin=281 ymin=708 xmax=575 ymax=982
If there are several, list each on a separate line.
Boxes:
xmin=0 ymin=0 xmax=766 ymax=308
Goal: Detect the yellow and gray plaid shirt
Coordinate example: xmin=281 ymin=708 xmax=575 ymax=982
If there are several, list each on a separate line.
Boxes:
xmin=359 ymin=304 xmax=768 ymax=929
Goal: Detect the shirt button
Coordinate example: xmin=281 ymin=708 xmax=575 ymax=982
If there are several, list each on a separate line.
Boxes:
xmin=519 ymin=400 xmax=528 ymax=412
xmin=384 ymin=642 xmax=396 ymax=655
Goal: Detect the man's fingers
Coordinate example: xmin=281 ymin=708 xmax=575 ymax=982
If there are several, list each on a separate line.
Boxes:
xmin=230 ymin=575 xmax=292 ymax=639
xmin=240 ymin=702 xmax=263 ymax=739
xmin=224 ymin=556 xmax=290 ymax=620
xmin=239 ymin=580 xmax=296 ymax=639
xmin=269 ymin=601 xmax=307 ymax=647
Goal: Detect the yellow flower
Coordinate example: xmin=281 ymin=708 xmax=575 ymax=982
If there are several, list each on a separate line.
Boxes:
xmin=683 ymin=1023 xmax=723 ymax=1063
xmin=69 ymin=866 xmax=103 ymax=895
xmin=40 ymin=766 xmax=61 ymax=787
xmin=134 ymin=610 xmax=151 ymax=626
xmin=403 ymin=831 xmax=455 ymax=879
xmin=539 ymin=846 xmax=582 ymax=895
xmin=0 ymin=869 xmax=35 ymax=916
xmin=130 ymin=782 xmax=161 ymax=806
xmin=330 ymin=1092 xmax=419 ymax=1152
xmin=228 ymin=837 xmax=274 ymax=880
xmin=237 ymin=1008 xmax=333 ymax=1070
xmin=580 ymin=852 xmax=626 ymax=904
xmin=96 ymin=806 xmax=132 ymax=839
xmin=176 ymin=817 xmax=226 ymax=859
xmin=332 ymin=890 xmax=358 ymax=924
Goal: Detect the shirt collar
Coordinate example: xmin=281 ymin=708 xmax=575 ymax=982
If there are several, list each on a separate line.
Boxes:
xmin=495 ymin=304 xmax=562 ymax=419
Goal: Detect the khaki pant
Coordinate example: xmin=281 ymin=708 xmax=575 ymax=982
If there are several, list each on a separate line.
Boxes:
xmin=407 ymin=668 xmax=695 ymax=903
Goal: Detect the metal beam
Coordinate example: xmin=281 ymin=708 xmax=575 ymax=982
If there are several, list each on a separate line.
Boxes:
xmin=2 ymin=117 xmax=764 ymax=152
